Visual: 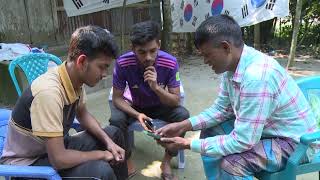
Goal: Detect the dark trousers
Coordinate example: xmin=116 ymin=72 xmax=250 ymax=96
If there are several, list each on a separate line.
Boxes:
xmin=109 ymin=102 xmax=190 ymax=158
xmin=31 ymin=126 xmax=128 ymax=180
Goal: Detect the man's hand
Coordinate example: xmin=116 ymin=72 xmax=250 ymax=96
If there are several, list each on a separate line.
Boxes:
xmin=144 ymin=66 xmax=159 ymax=91
xmin=107 ymin=142 xmax=125 ymax=162
xmin=137 ymin=113 xmax=152 ymax=131
xmin=102 ymin=150 xmax=114 ymax=162
xmin=155 ymin=120 xmax=191 ymax=137
xmin=157 ymin=137 xmax=191 ymax=152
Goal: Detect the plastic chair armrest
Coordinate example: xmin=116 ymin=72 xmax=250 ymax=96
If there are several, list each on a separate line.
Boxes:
xmin=0 ymin=165 xmax=61 ymax=179
xmin=300 ymin=131 xmax=320 ymax=145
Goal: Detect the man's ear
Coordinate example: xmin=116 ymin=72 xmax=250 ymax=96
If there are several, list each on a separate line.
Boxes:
xmin=221 ymin=41 xmax=231 ymax=54
xmin=75 ymin=54 xmax=88 ymax=71
xmin=158 ymin=40 xmax=161 ymax=49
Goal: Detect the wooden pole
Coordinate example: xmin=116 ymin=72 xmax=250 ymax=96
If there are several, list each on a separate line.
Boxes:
xmin=161 ymin=0 xmax=172 ymax=52
xmin=287 ymin=0 xmax=303 ymax=69
xmin=120 ymin=0 xmax=127 ymax=53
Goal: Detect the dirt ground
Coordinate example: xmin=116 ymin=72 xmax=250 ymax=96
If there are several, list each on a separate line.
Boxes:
xmin=1 ymin=52 xmax=319 ymax=180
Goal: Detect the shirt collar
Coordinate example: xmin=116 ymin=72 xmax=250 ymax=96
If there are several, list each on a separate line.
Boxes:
xmin=58 ymin=62 xmax=81 ymax=103
xmin=231 ymin=45 xmax=255 ymax=83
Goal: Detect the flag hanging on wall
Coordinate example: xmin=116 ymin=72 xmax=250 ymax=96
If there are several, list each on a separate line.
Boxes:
xmin=171 ymin=0 xmax=289 ymax=32
xmin=64 ymin=0 xmax=146 ymax=17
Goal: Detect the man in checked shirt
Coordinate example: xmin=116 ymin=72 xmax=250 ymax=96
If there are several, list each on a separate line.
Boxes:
xmin=155 ymin=15 xmax=319 ymax=179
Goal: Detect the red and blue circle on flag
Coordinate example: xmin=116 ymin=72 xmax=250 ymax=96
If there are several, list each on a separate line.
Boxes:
xmin=184 ymin=4 xmax=193 ymax=22
xmin=211 ymin=0 xmax=223 ymax=16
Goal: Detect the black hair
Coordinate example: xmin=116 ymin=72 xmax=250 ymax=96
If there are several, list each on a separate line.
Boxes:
xmin=129 ymin=21 xmax=160 ymax=46
xmin=68 ymin=25 xmax=119 ymax=61
xmin=194 ymin=15 xmax=243 ymax=49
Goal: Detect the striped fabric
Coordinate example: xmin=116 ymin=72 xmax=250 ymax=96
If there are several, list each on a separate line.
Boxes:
xmin=189 ymin=45 xmax=318 ymax=158
xmin=220 ymin=137 xmax=297 ymax=179
xmin=118 ymin=55 xmax=137 ymax=67
xmin=157 ymin=57 xmax=176 ymax=69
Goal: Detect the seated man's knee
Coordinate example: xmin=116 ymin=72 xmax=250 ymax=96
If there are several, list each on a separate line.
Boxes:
xmin=82 ymin=160 xmax=116 ymax=180
xmin=220 ymin=155 xmax=249 ymax=177
xmin=104 ymin=126 xmax=125 ymax=147
xmin=180 ymin=106 xmax=190 ymax=119
xmin=175 ymin=106 xmax=190 ymax=121
xmin=96 ymin=160 xmax=116 ymax=180
xmin=109 ymin=116 xmax=127 ymax=130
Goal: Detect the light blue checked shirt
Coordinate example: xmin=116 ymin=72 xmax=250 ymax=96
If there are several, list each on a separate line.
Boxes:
xmin=189 ymin=45 xmax=318 ymax=157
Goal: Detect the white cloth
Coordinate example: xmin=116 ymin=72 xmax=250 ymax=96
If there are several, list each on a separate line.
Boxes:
xmin=0 ymin=43 xmax=31 ymax=62
xmin=63 ymin=0 xmax=146 ymax=17
xmin=171 ymin=0 xmax=289 ymax=32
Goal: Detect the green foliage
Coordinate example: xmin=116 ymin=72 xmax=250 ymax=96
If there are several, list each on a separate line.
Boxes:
xmin=255 ymin=0 xmax=320 ymax=55
xmin=277 ymin=24 xmax=292 ymax=41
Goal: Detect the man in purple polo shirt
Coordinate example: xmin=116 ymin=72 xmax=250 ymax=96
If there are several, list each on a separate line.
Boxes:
xmin=110 ymin=21 xmax=190 ymax=179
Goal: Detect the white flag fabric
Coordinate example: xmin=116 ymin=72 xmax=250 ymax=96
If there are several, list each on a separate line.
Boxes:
xmin=63 ymin=0 xmax=146 ymax=17
xmin=171 ymin=0 xmax=289 ymax=32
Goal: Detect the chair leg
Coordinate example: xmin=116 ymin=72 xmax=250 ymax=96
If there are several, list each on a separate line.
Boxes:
xmin=177 ymin=150 xmax=185 ymax=169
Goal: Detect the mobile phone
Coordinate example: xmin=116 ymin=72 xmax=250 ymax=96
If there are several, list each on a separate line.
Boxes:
xmin=143 ymin=130 xmax=162 ymax=140
xmin=144 ymin=119 xmax=154 ymax=131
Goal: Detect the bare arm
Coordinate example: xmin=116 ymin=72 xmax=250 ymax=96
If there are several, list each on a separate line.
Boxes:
xmin=112 ymin=87 xmax=140 ymax=119
xmin=153 ymin=86 xmax=180 ymax=107
xmin=112 ymin=87 xmax=152 ymax=130
xmin=46 ymin=137 xmax=113 ymax=170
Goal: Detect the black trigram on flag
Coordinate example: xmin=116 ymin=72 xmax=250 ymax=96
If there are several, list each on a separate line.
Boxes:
xmin=192 ymin=16 xmax=198 ymax=26
xmin=206 ymin=0 xmax=210 ymax=3
xmin=102 ymin=0 xmax=110 ymax=3
xmin=194 ymin=0 xmax=199 ymax=7
xmin=205 ymin=12 xmax=210 ymax=20
xmin=180 ymin=17 xmax=184 ymax=27
xmin=72 ymin=0 xmax=83 ymax=9
xmin=266 ymin=0 xmax=276 ymax=10
xmin=242 ymin=4 xmax=248 ymax=18
xmin=171 ymin=3 xmax=175 ymax=12
xmin=180 ymin=0 xmax=184 ymax=9
xmin=224 ymin=10 xmax=230 ymax=15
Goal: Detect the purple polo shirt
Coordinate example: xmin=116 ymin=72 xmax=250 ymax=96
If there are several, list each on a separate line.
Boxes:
xmin=113 ymin=50 xmax=180 ymax=108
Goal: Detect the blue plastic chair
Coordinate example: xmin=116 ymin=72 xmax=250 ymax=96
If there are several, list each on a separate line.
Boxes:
xmin=0 ymin=109 xmax=11 ymax=122
xmin=8 ymin=53 xmax=62 ymax=97
xmin=108 ymin=83 xmax=186 ymax=168
xmin=8 ymin=53 xmax=82 ymax=131
xmin=202 ymin=76 xmax=320 ymax=180
xmin=255 ymin=76 xmax=320 ymax=180
xmin=0 ymin=109 xmax=61 ymax=179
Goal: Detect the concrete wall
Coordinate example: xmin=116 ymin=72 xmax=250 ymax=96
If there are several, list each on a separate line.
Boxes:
xmin=0 ymin=0 xmax=31 ymax=43
xmin=25 ymin=0 xmax=56 ymax=44
xmin=0 ymin=0 xmax=56 ymax=44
